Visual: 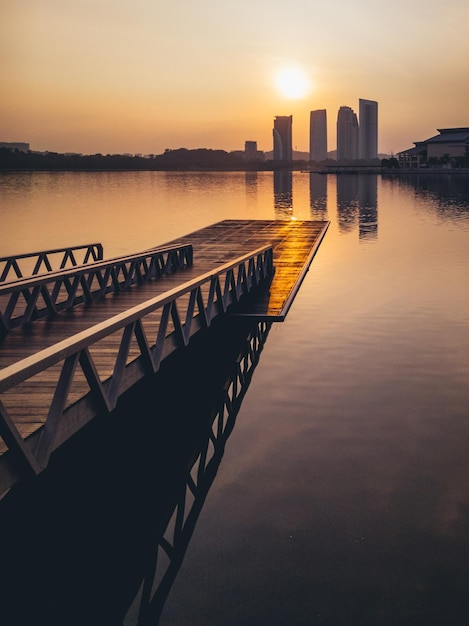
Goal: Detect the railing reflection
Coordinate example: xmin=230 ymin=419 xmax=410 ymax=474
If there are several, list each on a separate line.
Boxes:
xmin=0 ymin=316 xmax=271 ymax=626
xmin=126 ymin=318 xmax=271 ymax=625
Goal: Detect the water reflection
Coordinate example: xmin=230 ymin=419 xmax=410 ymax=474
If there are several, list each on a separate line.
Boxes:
xmin=2 ymin=171 xmax=469 ymax=625
xmin=245 ymin=171 xmax=258 ymax=190
xmin=358 ymin=174 xmax=378 ymax=240
xmin=273 ymin=171 xmax=293 ymax=216
xmin=308 ymin=173 xmax=327 ymax=217
xmin=337 ymin=174 xmax=359 ymax=233
xmin=0 ymin=317 xmax=271 ymax=626
xmin=384 ymin=173 xmax=469 ymax=223
xmin=244 ymin=172 xmax=259 ymax=208
xmin=337 ymin=174 xmax=378 ymax=239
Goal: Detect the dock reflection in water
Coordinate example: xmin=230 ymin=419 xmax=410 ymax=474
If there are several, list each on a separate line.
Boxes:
xmin=0 ymin=317 xmax=271 ymax=626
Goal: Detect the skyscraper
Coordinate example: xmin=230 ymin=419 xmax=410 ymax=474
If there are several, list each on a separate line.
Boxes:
xmin=273 ymin=115 xmax=293 ymax=162
xmin=309 ymin=109 xmax=327 ymax=161
xmin=337 ymin=106 xmax=359 ymax=160
xmin=359 ymin=99 xmax=378 ymax=159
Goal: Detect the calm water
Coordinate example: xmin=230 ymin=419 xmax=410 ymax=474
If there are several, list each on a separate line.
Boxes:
xmin=1 ymin=171 xmax=469 ymax=625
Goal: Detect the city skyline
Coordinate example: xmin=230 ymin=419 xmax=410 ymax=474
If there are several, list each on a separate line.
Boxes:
xmin=2 ymin=1 xmax=469 ymax=156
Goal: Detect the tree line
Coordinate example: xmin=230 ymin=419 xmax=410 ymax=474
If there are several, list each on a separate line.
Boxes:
xmin=0 ymin=147 xmax=264 ymax=171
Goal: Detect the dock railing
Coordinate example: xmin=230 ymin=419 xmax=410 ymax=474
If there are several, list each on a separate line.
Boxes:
xmin=0 ymin=244 xmax=193 ymax=333
xmin=0 ymin=243 xmax=104 ymax=282
xmin=0 ymin=245 xmax=274 ymax=494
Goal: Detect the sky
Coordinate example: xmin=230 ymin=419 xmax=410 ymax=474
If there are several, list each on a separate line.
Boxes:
xmin=2 ymin=0 xmax=469 ymax=156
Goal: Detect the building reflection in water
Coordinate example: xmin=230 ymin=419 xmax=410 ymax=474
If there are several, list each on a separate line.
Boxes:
xmin=336 ymin=174 xmax=359 ymax=233
xmin=273 ymin=170 xmax=293 ymax=217
xmin=245 ymin=171 xmax=258 ymax=202
xmin=358 ymin=174 xmax=378 ymax=240
xmin=0 ymin=317 xmax=272 ymax=626
xmin=336 ymin=174 xmax=378 ymax=240
xmin=309 ymin=173 xmax=327 ymax=218
xmin=384 ymin=172 xmax=469 ymax=221
xmin=245 ymin=171 xmax=258 ymax=188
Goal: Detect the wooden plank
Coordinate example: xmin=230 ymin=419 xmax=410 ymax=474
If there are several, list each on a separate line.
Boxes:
xmin=226 ymin=220 xmax=329 ymax=319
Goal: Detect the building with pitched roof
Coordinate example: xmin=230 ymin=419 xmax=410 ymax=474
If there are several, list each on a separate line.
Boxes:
xmin=398 ymin=128 xmax=469 ymax=168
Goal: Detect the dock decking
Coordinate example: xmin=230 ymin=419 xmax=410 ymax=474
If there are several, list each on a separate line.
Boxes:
xmin=0 ymin=219 xmax=328 ymax=495
xmin=170 ymin=219 xmax=329 ymax=320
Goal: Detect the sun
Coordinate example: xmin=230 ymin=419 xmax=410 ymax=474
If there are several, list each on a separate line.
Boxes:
xmin=274 ymin=66 xmax=311 ymax=99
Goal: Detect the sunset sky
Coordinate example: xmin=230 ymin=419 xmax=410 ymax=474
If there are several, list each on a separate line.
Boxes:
xmin=2 ymin=0 xmax=469 ymax=156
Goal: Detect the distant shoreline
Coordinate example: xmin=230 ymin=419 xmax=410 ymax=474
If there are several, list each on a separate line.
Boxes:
xmin=2 ymin=167 xmax=469 ymax=176
xmin=381 ymin=168 xmax=469 ymax=177
xmin=2 ymin=148 xmax=469 ymax=176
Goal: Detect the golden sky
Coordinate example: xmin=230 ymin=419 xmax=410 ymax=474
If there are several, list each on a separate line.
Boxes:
xmin=2 ymin=0 xmax=469 ymax=155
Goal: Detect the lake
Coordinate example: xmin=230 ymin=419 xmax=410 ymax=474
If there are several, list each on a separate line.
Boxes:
xmin=1 ymin=170 xmax=469 ymax=625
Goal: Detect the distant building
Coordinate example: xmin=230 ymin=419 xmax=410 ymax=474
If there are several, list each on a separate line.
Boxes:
xmin=359 ymin=99 xmax=378 ymax=159
xmin=0 ymin=142 xmax=30 ymax=152
xmin=309 ymin=110 xmax=327 ymax=161
xmin=245 ymin=141 xmax=257 ymax=160
xmin=337 ymin=107 xmax=358 ymax=160
xmin=398 ymin=127 xmax=469 ymax=168
xmin=231 ymin=144 xmax=265 ymax=163
xmin=244 ymin=141 xmax=264 ymax=162
xmin=273 ymin=115 xmax=293 ymax=162
xmin=425 ymin=127 xmax=469 ymax=160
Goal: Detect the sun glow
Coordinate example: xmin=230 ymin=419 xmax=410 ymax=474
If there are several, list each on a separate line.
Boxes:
xmin=274 ymin=67 xmax=311 ymax=99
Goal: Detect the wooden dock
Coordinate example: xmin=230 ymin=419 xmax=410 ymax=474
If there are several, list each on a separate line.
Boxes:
xmin=0 ymin=219 xmax=328 ymax=495
xmin=161 ymin=219 xmax=329 ymax=320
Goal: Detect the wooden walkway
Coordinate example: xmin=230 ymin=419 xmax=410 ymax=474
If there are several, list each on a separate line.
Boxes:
xmin=0 ymin=219 xmax=328 ymax=494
